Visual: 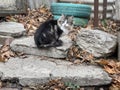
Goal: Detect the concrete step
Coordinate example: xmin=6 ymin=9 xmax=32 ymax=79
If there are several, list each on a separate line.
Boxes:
xmin=0 ymin=56 xmax=112 ymax=86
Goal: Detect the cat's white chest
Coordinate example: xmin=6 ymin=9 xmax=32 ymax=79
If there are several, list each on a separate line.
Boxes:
xmin=61 ymin=26 xmax=69 ymax=35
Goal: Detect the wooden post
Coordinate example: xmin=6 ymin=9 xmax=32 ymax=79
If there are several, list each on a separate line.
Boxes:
xmin=115 ymin=0 xmax=120 ymax=61
xmin=115 ymin=0 xmax=120 ymax=20
xmin=94 ymin=0 xmax=99 ymax=27
xmin=118 ymin=31 xmax=120 ymax=61
xmin=103 ymin=0 xmax=107 ymax=19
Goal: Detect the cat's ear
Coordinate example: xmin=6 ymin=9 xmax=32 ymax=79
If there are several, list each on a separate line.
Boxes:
xmin=68 ymin=16 xmax=74 ymax=23
xmin=60 ymin=14 xmax=66 ymax=19
xmin=58 ymin=14 xmax=65 ymax=20
xmin=61 ymin=14 xmax=65 ymax=17
xmin=68 ymin=16 xmax=74 ymax=25
xmin=69 ymin=16 xmax=74 ymax=20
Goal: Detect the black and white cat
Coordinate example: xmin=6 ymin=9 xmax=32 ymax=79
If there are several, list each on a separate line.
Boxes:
xmin=34 ymin=14 xmax=73 ymax=48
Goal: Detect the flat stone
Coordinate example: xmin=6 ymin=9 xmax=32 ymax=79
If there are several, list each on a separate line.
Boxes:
xmin=76 ymin=29 xmax=117 ymax=58
xmin=0 ymin=22 xmax=26 ymax=38
xmin=0 ymin=35 xmax=13 ymax=45
xmin=0 ymin=88 xmax=18 ymax=90
xmin=10 ymin=36 xmax=73 ymax=58
xmin=0 ymin=56 xmax=112 ymax=86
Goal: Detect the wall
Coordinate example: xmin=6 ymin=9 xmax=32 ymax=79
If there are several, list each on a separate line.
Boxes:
xmin=0 ymin=0 xmax=16 ymax=10
xmin=114 ymin=0 xmax=120 ymax=20
xmin=27 ymin=0 xmax=58 ymax=9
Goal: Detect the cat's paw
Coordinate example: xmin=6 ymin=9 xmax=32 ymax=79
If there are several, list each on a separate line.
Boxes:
xmin=54 ymin=40 xmax=63 ymax=47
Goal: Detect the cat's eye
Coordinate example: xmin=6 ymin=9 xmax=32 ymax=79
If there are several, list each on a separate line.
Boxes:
xmin=67 ymin=21 xmax=73 ymax=25
xmin=59 ymin=21 xmax=64 ymax=24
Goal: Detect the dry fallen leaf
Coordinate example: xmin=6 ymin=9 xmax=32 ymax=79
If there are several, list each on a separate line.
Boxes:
xmin=0 ymin=81 xmax=2 ymax=88
xmin=96 ymin=59 xmax=120 ymax=89
xmin=6 ymin=6 xmax=52 ymax=36
xmin=0 ymin=54 xmax=6 ymax=62
xmin=109 ymin=84 xmax=120 ymax=90
xmin=116 ymin=62 xmax=120 ymax=71
xmin=104 ymin=65 xmax=116 ymax=74
xmin=95 ymin=59 xmax=109 ymax=66
xmin=0 ymin=38 xmax=15 ymax=62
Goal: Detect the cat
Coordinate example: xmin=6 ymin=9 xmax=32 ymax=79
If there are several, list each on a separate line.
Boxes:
xmin=34 ymin=14 xmax=73 ymax=48
xmin=57 ymin=14 xmax=73 ymax=36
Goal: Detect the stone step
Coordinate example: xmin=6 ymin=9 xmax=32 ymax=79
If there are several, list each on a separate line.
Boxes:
xmin=0 ymin=35 xmax=13 ymax=45
xmin=10 ymin=36 xmax=73 ymax=58
xmin=0 ymin=56 xmax=112 ymax=86
xmin=0 ymin=88 xmax=18 ymax=90
xmin=0 ymin=22 xmax=26 ymax=38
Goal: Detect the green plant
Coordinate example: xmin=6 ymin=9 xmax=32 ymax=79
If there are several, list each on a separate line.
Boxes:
xmin=65 ymin=82 xmax=80 ymax=90
xmin=101 ymin=19 xmax=107 ymax=28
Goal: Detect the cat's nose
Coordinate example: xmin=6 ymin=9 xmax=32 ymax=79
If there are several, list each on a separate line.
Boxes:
xmin=66 ymin=24 xmax=69 ymax=27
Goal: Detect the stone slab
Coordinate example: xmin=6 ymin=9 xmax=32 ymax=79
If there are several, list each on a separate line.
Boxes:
xmin=10 ymin=36 xmax=73 ymax=58
xmin=76 ymin=29 xmax=117 ymax=58
xmin=0 ymin=22 xmax=26 ymax=38
xmin=0 ymin=35 xmax=13 ymax=45
xmin=0 ymin=56 xmax=112 ymax=86
xmin=0 ymin=88 xmax=18 ymax=90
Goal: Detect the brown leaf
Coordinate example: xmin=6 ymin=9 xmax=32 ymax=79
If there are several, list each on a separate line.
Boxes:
xmin=95 ymin=59 xmax=109 ymax=66
xmin=0 ymin=54 xmax=6 ymax=62
xmin=0 ymin=81 xmax=2 ymax=88
xmin=31 ymin=25 xmax=37 ymax=30
xmin=39 ymin=7 xmax=47 ymax=14
xmin=108 ymin=60 xmax=117 ymax=68
xmin=0 ymin=45 xmax=10 ymax=53
xmin=85 ymin=54 xmax=94 ymax=61
xmin=109 ymin=85 xmax=120 ymax=90
xmin=104 ymin=65 xmax=116 ymax=74
xmin=29 ymin=19 xmax=36 ymax=24
xmin=0 ymin=44 xmax=15 ymax=61
xmin=2 ymin=50 xmax=14 ymax=59
xmin=54 ymin=88 xmax=60 ymax=90
xmin=4 ymin=38 xmax=14 ymax=46
xmin=117 ymin=62 xmax=120 ymax=71
xmin=38 ymin=17 xmax=45 ymax=22
xmin=73 ymin=59 xmax=81 ymax=64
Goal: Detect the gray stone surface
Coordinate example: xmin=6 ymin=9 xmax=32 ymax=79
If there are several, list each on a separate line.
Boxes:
xmin=0 ymin=22 xmax=26 ymax=38
xmin=76 ymin=29 xmax=117 ymax=58
xmin=10 ymin=36 xmax=73 ymax=58
xmin=0 ymin=56 xmax=112 ymax=86
xmin=0 ymin=88 xmax=18 ymax=90
xmin=0 ymin=35 xmax=13 ymax=45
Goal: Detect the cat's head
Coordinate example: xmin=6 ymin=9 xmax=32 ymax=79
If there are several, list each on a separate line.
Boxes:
xmin=57 ymin=14 xmax=73 ymax=35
